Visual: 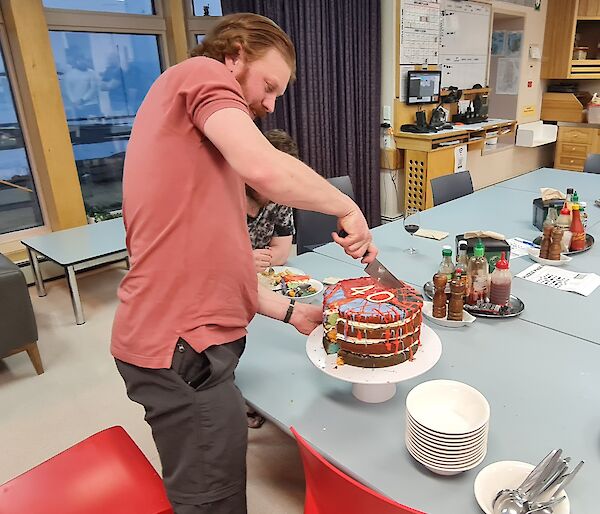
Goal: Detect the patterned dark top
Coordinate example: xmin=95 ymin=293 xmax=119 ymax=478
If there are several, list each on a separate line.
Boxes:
xmin=247 ymin=202 xmax=295 ymax=250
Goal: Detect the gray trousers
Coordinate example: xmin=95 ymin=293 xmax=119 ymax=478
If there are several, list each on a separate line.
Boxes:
xmin=115 ymin=338 xmax=247 ymax=514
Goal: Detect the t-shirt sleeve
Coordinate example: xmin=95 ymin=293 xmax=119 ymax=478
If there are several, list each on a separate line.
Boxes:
xmin=177 ymin=57 xmax=251 ymax=133
xmin=273 ymin=205 xmax=295 ymax=237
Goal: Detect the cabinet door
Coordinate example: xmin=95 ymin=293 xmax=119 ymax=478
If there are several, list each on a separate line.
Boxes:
xmin=578 ymin=0 xmax=600 ymax=17
xmin=541 ymin=0 xmax=578 ymax=79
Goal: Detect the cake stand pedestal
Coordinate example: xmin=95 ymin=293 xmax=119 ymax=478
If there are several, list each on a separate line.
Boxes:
xmin=306 ymin=324 xmax=442 ymax=403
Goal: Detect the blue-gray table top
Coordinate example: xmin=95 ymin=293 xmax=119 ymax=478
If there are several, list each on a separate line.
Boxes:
xmin=21 ymin=218 xmax=126 ymax=266
xmin=239 ymin=251 xmax=599 ymax=514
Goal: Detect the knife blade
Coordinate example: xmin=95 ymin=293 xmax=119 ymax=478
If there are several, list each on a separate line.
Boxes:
xmin=364 ymin=259 xmax=404 ymax=289
xmin=337 ymin=230 xmax=401 ymax=289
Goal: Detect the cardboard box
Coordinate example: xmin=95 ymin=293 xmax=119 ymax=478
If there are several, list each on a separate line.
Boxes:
xmin=455 ymin=234 xmax=511 ymax=273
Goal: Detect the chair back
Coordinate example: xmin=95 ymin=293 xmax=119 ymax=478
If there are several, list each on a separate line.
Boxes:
xmin=295 ymin=176 xmax=355 ymax=255
xmin=0 ymin=426 xmax=173 ymax=514
xmin=583 ymin=153 xmax=600 ymax=174
xmin=430 ymin=171 xmax=473 ymax=206
xmin=291 ymin=427 xmax=424 ymax=514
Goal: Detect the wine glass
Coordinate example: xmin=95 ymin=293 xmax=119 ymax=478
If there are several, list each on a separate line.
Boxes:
xmin=403 ymin=207 xmax=421 ymax=254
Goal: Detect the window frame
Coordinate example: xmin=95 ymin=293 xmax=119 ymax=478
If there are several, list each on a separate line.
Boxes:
xmin=0 ymin=19 xmax=50 ymax=245
xmin=184 ymin=1 xmax=221 ymax=50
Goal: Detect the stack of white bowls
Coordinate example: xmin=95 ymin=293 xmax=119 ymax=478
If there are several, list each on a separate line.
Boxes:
xmin=405 ymin=379 xmax=490 ymax=476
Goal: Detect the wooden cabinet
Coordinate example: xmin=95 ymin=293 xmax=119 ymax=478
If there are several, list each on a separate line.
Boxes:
xmin=541 ymin=0 xmax=600 ymax=79
xmin=554 ymin=126 xmax=600 ymax=171
xmin=578 ymin=0 xmax=600 ymax=16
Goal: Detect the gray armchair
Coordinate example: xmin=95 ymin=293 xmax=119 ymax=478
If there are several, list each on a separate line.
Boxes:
xmin=0 ymin=253 xmax=43 ymax=375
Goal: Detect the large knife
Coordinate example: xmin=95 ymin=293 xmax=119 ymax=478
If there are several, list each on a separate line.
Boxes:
xmin=338 ymin=230 xmax=403 ymax=289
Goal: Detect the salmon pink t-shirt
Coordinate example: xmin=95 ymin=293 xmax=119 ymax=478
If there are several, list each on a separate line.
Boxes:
xmin=111 ymin=57 xmax=258 ymax=369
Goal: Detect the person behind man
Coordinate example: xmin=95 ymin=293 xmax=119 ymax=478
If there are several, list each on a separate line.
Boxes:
xmin=247 ymin=129 xmax=297 ymax=273
xmin=111 ymin=13 xmax=377 ymax=514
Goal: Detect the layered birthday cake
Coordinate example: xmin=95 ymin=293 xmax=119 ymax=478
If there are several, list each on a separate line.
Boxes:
xmin=323 ymin=277 xmax=423 ymax=368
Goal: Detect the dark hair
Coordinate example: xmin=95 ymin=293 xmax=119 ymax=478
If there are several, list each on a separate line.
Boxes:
xmin=190 ymin=13 xmax=296 ymax=79
xmin=264 ymin=129 xmax=299 ymax=159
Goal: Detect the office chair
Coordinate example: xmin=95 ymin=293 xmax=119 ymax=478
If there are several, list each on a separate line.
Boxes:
xmin=291 ymin=427 xmax=424 ymax=514
xmin=430 ymin=171 xmax=474 ymax=206
xmin=583 ymin=153 xmax=600 ymax=174
xmin=295 ymin=176 xmax=355 ymax=255
xmin=0 ymin=426 xmax=173 ymax=514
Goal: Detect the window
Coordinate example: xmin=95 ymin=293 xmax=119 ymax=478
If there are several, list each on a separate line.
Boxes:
xmin=196 ymin=34 xmax=205 ymax=44
xmin=49 ymin=31 xmax=162 ymax=215
xmin=43 ymin=0 xmax=155 ymax=15
xmin=192 ymin=1 xmax=222 ymax=16
xmin=0 ymin=45 xmax=43 ymax=235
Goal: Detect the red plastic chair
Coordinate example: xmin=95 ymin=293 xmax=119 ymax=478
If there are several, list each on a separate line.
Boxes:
xmin=291 ymin=427 xmax=425 ymax=514
xmin=0 ymin=426 xmax=173 ymax=514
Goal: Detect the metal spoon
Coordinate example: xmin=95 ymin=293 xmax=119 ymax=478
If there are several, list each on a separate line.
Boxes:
xmin=493 ymin=492 xmax=527 ymax=514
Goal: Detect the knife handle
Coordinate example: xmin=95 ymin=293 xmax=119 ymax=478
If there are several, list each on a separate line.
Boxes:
xmin=337 ymin=230 xmax=369 ymax=257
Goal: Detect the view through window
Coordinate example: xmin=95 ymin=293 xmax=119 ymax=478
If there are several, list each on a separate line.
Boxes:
xmin=0 ymin=45 xmax=43 ymax=235
xmin=50 ymin=31 xmax=162 ymax=216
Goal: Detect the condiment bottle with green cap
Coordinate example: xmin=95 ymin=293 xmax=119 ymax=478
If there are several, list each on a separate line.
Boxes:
xmin=489 ymin=252 xmax=512 ymax=306
xmin=467 ymin=239 xmax=489 ymax=305
xmin=438 ymin=246 xmax=455 ymax=280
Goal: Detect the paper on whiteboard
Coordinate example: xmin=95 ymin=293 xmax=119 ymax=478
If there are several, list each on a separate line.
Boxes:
xmin=454 ymin=144 xmax=468 ymax=173
xmin=496 ymin=58 xmax=520 ymax=95
xmin=400 ymin=0 xmax=440 ymax=65
xmin=516 ymin=264 xmax=600 ymax=296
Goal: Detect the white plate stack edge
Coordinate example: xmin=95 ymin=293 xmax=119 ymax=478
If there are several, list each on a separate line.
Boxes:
xmin=405 ymin=379 xmax=490 ymax=476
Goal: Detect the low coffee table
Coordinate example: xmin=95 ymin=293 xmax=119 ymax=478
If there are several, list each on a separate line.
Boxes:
xmin=21 ymin=218 xmax=127 ymax=325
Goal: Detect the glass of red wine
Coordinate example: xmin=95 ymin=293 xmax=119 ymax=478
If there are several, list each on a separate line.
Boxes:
xmin=404 ymin=207 xmax=420 ymax=254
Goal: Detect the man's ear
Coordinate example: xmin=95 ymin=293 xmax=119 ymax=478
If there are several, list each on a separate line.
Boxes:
xmin=224 ymin=43 xmax=245 ymax=72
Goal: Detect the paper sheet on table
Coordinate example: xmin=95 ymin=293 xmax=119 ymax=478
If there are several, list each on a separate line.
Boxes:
xmin=506 ymin=238 xmax=535 ymax=259
xmin=516 ymin=264 xmax=600 ymax=296
xmin=414 ymin=228 xmax=449 ymax=240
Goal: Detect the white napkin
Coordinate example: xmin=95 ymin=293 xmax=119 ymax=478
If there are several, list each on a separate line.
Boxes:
xmin=463 ymin=230 xmax=506 ymax=240
xmin=540 ymin=188 xmax=566 ymax=202
xmin=414 ymin=228 xmax=449 ymax=240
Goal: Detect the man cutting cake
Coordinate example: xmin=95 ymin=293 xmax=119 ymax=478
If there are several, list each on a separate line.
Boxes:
xmin=110 ymin=12 xmax=377 ymax=514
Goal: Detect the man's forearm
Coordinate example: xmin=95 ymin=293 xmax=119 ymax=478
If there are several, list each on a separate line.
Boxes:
xmin=257 ymin=284 xmax=291 ymax=321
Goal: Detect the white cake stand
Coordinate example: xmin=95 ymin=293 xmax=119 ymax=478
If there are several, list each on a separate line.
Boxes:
xmin=306 ymin=324 xmax=442 ymax=403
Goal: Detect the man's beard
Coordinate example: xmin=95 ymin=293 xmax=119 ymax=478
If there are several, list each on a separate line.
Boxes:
xmin=237 ymin=65 xmax=267 ymax=119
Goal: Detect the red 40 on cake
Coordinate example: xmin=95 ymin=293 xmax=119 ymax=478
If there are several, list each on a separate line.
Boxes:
xmin=323 ymin=277 xmax=423 ymax=368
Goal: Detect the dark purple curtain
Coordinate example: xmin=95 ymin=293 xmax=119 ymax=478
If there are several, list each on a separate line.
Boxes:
xmin=221 ymin=0 xmax=381 ymax=227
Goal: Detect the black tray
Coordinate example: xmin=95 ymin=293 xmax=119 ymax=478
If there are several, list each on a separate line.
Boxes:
xmin=532 ymin=233 xmax=594 ymax=256
xmin=422 ymin=282 xmax=525 ymax=318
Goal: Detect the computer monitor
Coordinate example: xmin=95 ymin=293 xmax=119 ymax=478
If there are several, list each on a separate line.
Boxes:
xmin=406 ymin=70 xmax=441 ymax=105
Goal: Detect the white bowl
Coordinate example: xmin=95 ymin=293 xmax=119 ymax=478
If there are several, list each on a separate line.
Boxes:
xmin=406 ymin=380 xmax=490 ymax=435
xmin=407 ymin=424 xmax=488 ymax=456
xmin=281 ymin=278 xmax=324 ymax=303
xmin=407 ymin=411 xmax=488 ymax=441
xmin=406 ymin=437 xmax=487 ymax=476
xmin=474 ymin=460 xmax=571 ymax=514
xmin=406 ymin=436 xmax=487 ymax=467
xmin=422 ymin=301 xmax=476 ymax=328
xmin=527 ymin=248 xmax=572 ymax=266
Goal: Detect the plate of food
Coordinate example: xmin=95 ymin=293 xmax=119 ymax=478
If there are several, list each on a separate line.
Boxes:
xmin=281 ymin=276 xmax=324 ymax=302
xmin=258 ymin=266 xmax=306 ymax=291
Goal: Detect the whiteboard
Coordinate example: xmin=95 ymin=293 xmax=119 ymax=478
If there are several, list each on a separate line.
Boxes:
xmin=398 ymin=0 xmax=491 ymax=92
xmin=439 ymin=0 xmax=491 ymax=88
